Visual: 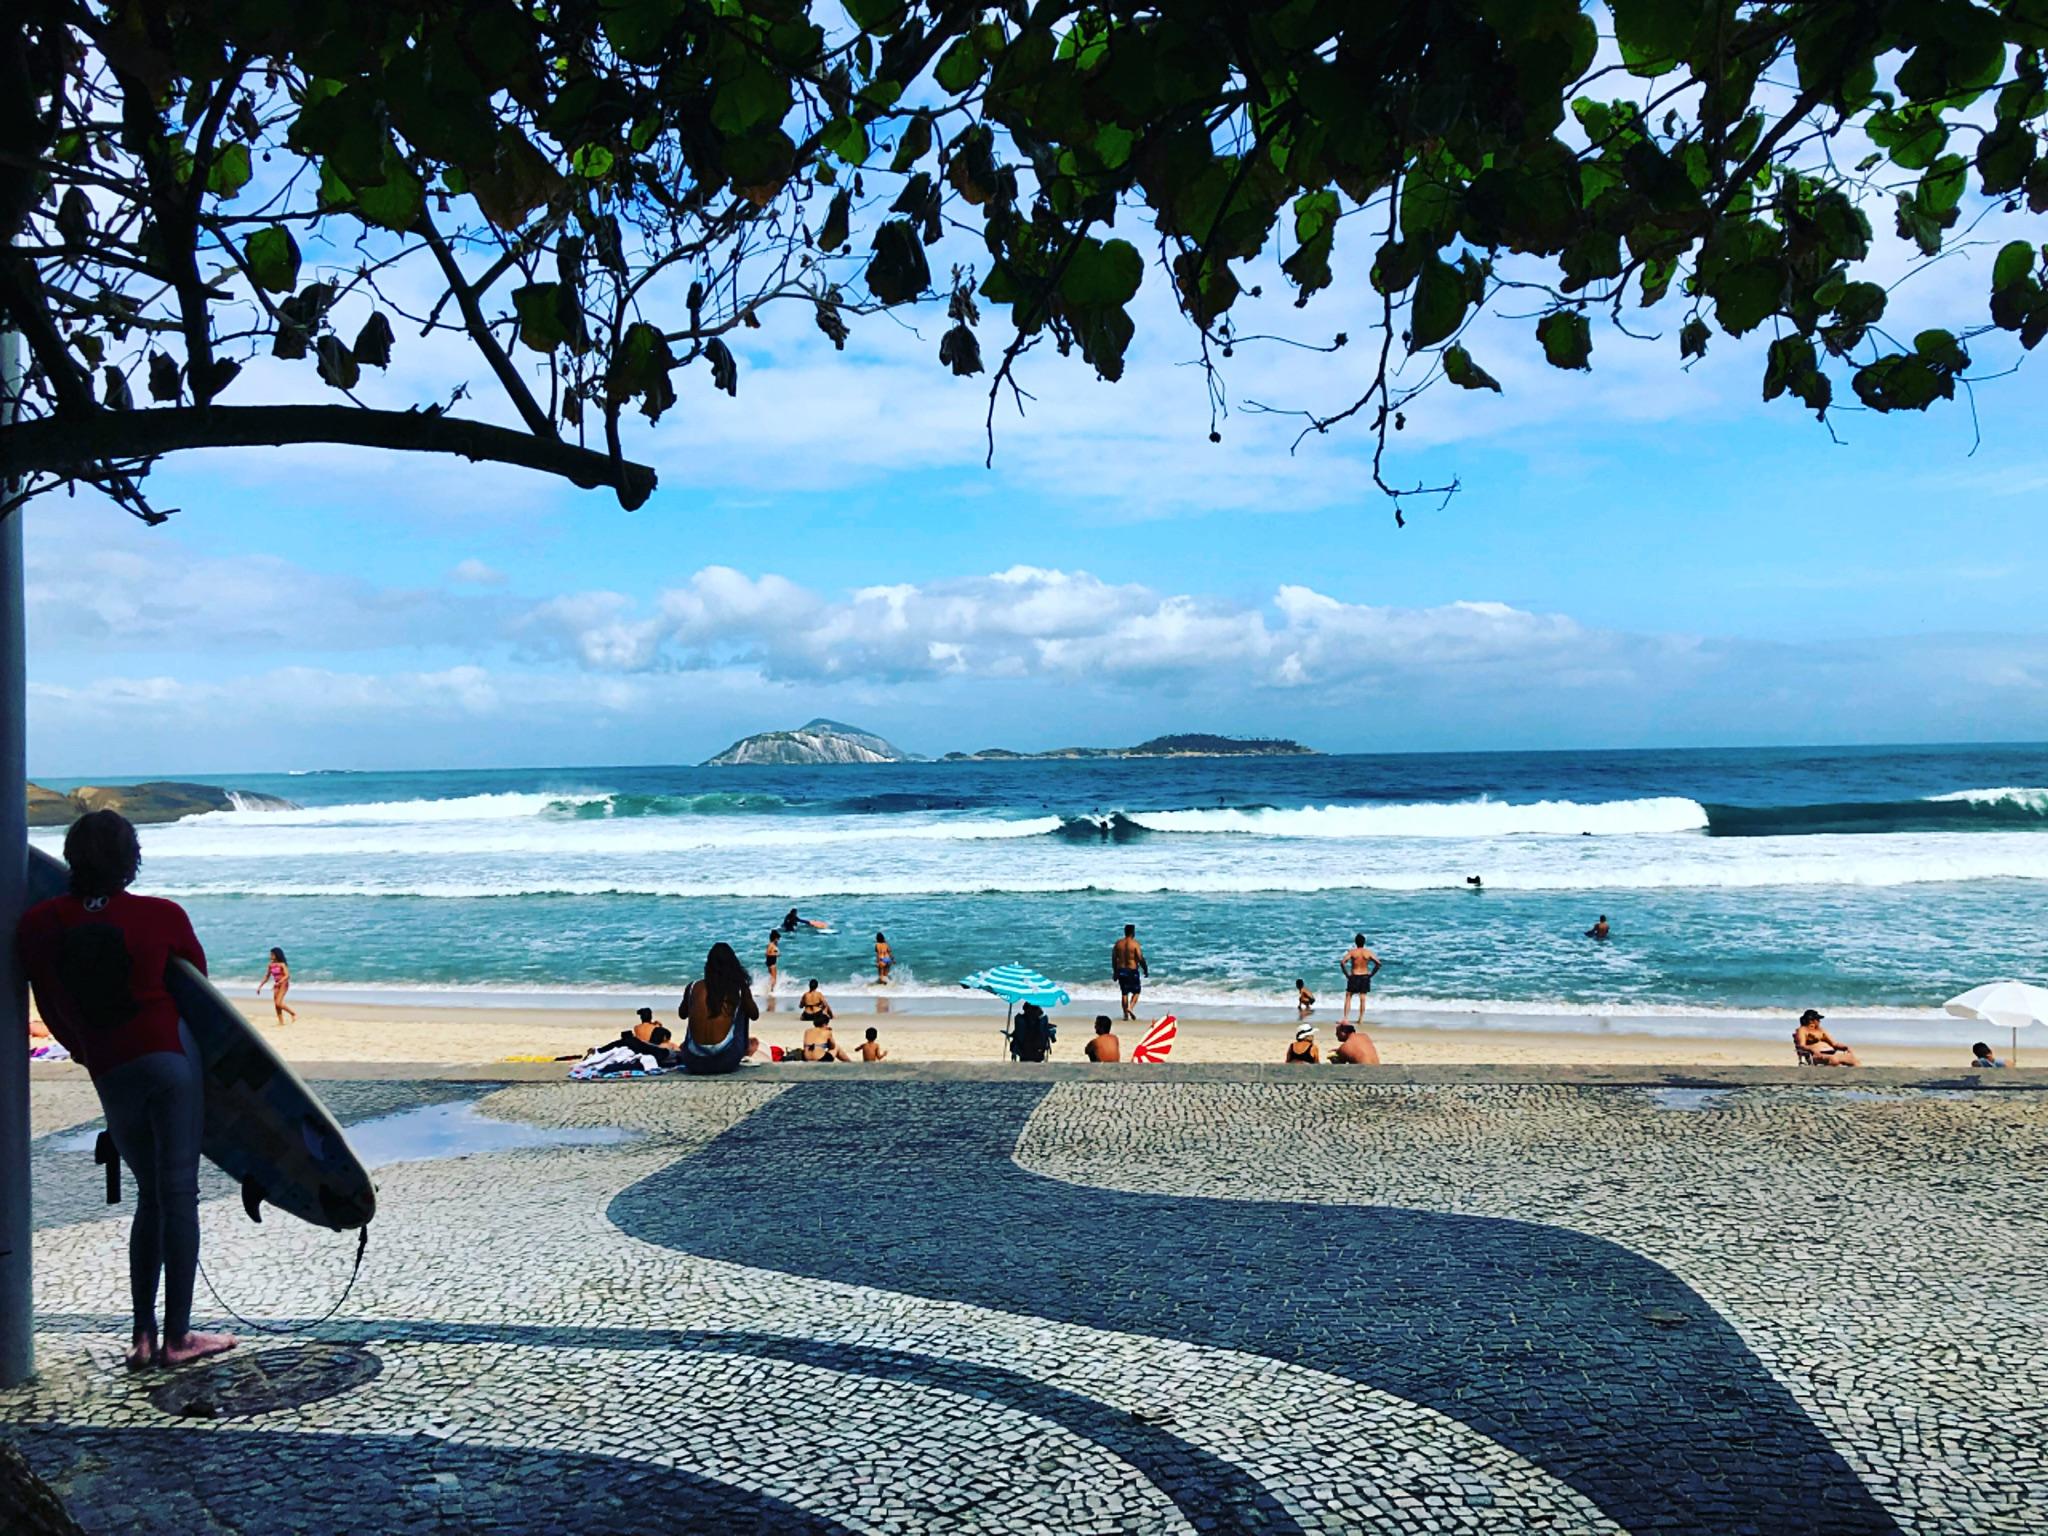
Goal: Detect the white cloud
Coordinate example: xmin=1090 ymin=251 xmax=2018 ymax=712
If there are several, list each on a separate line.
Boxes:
xmin=450 ymin=558 xmax=508 ymax=586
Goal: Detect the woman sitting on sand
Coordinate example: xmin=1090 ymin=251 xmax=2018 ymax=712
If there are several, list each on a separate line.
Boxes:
xmin=676 ymin=942 xmax=760 ymax=1077
xmin=798 ymin=980 xmax=852 ymax=1061
xmin=1793 ymin=1008 xmax=1859 ymax=1067
xmin=1285 ymin=1024 xmax=1320 ymax=1064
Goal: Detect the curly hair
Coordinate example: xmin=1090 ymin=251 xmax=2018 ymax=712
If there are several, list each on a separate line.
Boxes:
xmin=64 ymin=810 xmax=141 ymax=900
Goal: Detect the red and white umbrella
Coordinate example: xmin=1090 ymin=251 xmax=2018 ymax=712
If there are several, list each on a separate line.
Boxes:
xmin=1131 ymin=1015 xmax=1177 ymax=1062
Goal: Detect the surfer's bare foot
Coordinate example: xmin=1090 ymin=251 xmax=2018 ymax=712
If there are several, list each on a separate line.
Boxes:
xmin=160 ymin=1330 xmax=236 ymax=1366
xmin=125 ymin=1329 xmax=157 ymax=1369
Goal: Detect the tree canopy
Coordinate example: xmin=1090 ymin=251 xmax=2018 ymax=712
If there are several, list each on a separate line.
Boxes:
xmin=5 ymin=0 xmax=2047 ymax=523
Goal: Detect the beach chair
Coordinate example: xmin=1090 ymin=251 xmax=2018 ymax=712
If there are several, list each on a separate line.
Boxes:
xmin=1794 ymin=1031 xmax=1818 ymax=1066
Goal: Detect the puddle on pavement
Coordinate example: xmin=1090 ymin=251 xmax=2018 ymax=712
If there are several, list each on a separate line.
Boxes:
xmin=1642 ymin=1088 xmax=1733 ymax=1112
xmin=49 ymin=1101 xmax=640 ymax=1166
xmin=347 ymin=1101 xmax=641 ymax=1165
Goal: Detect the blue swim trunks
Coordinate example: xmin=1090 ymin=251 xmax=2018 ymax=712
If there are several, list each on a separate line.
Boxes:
xmin=1116 ymin=968 xmax=1142 ymax=995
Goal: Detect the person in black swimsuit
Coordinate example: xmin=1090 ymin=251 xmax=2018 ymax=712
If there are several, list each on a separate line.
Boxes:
xmin=1285 ymin=1025 xmax=1320 ymax=1064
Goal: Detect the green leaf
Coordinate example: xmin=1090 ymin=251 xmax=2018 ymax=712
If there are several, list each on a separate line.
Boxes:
xmin=571 ymin=143 xmax=616 ymax=179
xmin=353 ymin=148 xmax=424 ymax=232
xmin=606 ymin=320 xmax=678 ymax=421
xmin=243 ymin=227 xmax=301 ymax=293
xmin=1059 ymin=238 xmax=1143 ymax=307
xmin=1409 ymin=256 xmax=1469 ymax=350
xmin=1978 ymin=121 xmax=2036 ymax=196
xmin=817 ymin=187 xmax=851 ymax=251
xmin=1914 ymin=327 xmax=1968 ymax=371
xmin=1995 ymin=240 xmax=2037 ymax=292
xmin=1918 ymin=154 xmax=1968 ymax=217
xmin=1763 ymin=335 xmax=1829 ymax=414
xmin=842 ymin=0 xmax=907 ymax=35
xmin=1442 ymin=344 xmax=1501 ymax=392
xmin=1712 ymin=264 xmax=1781 ymax=334
xmin=1611 ymin=0 xmax=1693 ymax=75
xmin=600 ymin=0 xmax=680 ymax=64
xmin=1537 ymin=310 xmax=1591 ymax=369
xmin=512 ymin=282 xmax=574 ymax=352
xmin=1679 ymin=317 xmax=1710 ymax=360
xmin=205 ymin=142 xmax=251 ymax=198
xmin=890 ymin=112 xmax=932 ymax=173
xmin=934 ymin=35 xmax=983 ymax=94
xmin=820 ymin=116 xmax=869 ymax=166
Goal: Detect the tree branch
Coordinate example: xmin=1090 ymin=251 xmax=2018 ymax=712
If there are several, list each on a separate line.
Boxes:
xmin=2 ymin=405 xmax=657 ymax=508
xmin=416 ymin=213 xmax=559 ymax=441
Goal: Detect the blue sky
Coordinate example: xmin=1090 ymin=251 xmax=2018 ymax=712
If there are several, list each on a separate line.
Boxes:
xmin=26 ymin=208 xmax=2048 ymax=775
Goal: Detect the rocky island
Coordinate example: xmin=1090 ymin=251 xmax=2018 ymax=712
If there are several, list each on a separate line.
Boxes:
xmin=26 ymin=780 xmax=296 ymax=826
xmin=943 ymin=733 xmax=1317 ymax=762
xmin=703 ymin=720 xmax=920 ymax=767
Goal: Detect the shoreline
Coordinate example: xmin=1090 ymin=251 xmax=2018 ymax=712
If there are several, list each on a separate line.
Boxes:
xmin=125 ymin=995 xmax=2012 ymax=1069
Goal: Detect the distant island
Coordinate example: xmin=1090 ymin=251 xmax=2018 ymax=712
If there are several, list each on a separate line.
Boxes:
xmin=703 ymin=720 xmax=922 ymax=767
xmin=704 ymin=723 xmax=1316 ymax=767
xmin=26 ymin=780 xmax=296 ymax=826
xmin=943 ymin=733 xmax=1317 ymax=762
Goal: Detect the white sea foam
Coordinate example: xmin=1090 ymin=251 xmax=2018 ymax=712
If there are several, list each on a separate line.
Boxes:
xmin=1926 ymin=786 xmax=2048 ymax=811
xmin=1124 ymin=796 xmax=1710 ymax=837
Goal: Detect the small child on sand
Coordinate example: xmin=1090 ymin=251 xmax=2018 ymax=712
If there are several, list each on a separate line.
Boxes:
xmin=861 ymin=1026 xmax=886 ymax=1062
xmin=1295 ymin=978 xmax=1315 ymax=1018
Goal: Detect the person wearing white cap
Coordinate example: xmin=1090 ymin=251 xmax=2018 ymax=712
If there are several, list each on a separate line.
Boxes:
xmin=1285 ymin=1023 xmax=1320 ymax=1065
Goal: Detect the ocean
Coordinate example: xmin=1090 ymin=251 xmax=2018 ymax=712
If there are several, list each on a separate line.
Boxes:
xmin=31 ymin=743 xmax=2048 ymax=1043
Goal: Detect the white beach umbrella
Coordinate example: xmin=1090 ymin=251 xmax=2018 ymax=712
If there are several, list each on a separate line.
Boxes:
xmin=1943 ymin=981 xmax=2048 ymax=1067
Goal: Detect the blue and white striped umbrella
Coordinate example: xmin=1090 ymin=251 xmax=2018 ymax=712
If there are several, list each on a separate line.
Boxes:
xmin=961 ymin=964 xmax=1070 ymax=1009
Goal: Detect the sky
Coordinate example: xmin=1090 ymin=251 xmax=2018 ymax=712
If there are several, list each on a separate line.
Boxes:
xmin=25 ymin=125 xmax=2048 ymax=775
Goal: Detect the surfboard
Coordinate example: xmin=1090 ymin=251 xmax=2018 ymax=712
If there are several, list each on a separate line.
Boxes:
xmin=28 ymin=849 xmax=375 ymax=1231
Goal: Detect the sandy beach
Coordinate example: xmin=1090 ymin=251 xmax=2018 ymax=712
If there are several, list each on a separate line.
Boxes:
xmin=83 ymin=995 xmax=1987 ymax=1070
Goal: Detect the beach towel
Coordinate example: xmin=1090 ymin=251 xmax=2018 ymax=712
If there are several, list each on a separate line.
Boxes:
xmin=1131 ymin=1015 xmax=1177 ymax=1062
xmin=569 ymin=1043 xmax=673 ymax=1080
xmin=29 ymin=1039 xmax=71 ymax=1062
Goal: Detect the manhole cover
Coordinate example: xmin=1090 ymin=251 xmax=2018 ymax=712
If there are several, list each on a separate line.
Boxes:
xmin=149 ymin=1344 xmax=381 ymax=1418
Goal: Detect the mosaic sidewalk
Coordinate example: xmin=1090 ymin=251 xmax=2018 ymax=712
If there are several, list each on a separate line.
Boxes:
xmin=5 ymin=1076 xmax=2045 ymax=1534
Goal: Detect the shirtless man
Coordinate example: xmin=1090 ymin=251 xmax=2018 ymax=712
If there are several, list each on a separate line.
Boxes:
xmin=1086 ymin=1015 xmax=1122 ymax=1062
xmin=1111 ymin=924 xmax=1148 ymax=1021
xmin=1794 ymin=1008 xmax=1858 ymax=1067
xmin=1587 ymin=915 xmax=1610 ymax=941
xmin=1332 ymin=1021 xmax=1381 ymax=1065
xmin=1339 ymin=933 xmax=1380 ymax=1024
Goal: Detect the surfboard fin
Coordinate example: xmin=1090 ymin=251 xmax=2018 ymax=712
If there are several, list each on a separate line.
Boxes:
xmin=93 ymin=1132 xmax=119 ymax=1205
xmin=241 ymin=1178 xmax=265 ymax=1224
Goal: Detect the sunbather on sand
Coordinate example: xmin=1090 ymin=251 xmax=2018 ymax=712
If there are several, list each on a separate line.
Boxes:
xmin=1793 ymin=1008 xmax=1858 ymax=1067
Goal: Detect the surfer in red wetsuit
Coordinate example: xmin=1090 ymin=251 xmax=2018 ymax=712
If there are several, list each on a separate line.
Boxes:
xmin=18 ymin=811 xmax=237 ymax=1369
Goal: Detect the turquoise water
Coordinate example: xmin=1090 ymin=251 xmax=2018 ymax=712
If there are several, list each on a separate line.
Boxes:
xmin=35 ymin=743 xmax=2048 ymax=1032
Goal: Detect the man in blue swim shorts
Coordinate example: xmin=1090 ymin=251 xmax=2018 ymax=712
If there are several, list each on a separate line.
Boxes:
xmin=1111 ymin=923 xmax=1148 ymax=1021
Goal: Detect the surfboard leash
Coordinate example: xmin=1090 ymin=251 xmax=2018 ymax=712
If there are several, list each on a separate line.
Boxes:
xmin=195 ymin=1222 xmax=371 ymax=1336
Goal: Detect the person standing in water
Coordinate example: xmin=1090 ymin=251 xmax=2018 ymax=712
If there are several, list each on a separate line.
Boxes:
xmin=874 ymin=931 xmax=894 ymax=985
xmin=18 ymin=811 xmax=236 ymax=1368
xmin=764 ymin=930 xmax=780 ymax=992
xmin=1111 ymin=924 xmax=1148 ymax=1021
xmin=257 ymin=946 xmax=297 ymax=1025
xmin=1586 ymin=915 xmax=1611 ymax=940
xmin=1339 ymin=933 xmax=1380 ymax=1025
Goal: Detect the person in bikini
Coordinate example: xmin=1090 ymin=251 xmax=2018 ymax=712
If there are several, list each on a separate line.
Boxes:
xmin=676 ymin=943 xmax=760 ymax=1077
xmin=1111 ymin=924 xmax=1148 ymax=1021
xmin=764 ymin=930 xmax=780 ymax=992
xmin=1086 ymin=1015 xmax=1121 ymax=1062
xmin=1296 ymin=978 xmax=1315 ymax=1019
xmin=256 ymin=946 xmax=297 ymax=1025
xmin=1339 ymin=933 xmax=1380 ymax=1024
xmin=874 ymin=931 xmax=894 ymax=985
xmin=799 ymin=980 xmax=852 ymax=1061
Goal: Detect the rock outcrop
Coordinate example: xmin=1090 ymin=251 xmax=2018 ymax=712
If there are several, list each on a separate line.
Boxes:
xmin=25 ymin=780 xmax=295 ymax=826
xmin=703 ymin=720 xmax=916 ymax=767
xmin=943 ymin=733 xmax=1317 ymax=761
